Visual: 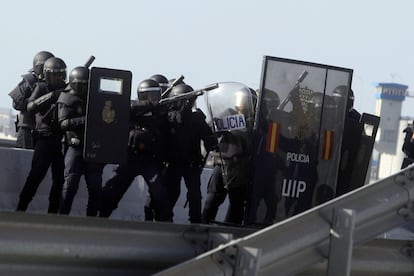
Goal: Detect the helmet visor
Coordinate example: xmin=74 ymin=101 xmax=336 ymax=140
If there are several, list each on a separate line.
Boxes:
xmin=147 ymin=91 xmax=161 ymax=103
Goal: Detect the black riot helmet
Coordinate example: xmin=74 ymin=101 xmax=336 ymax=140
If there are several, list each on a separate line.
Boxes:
xmin=263 ymin=89 xmax=280 ymax=109
xmin=170 ymin=83 xmax=194 ymax=97
xmin=43 ymin=57 xmax=67 ymax=90
xmin=32 ymin=51 xmax=54 ymax=80
xmin=313 ymin=92 xmax=337 ymax=128
xmin=150 ymin=74 xmax=169 ymax=93
xmin=137 ymin=79 xmax=161 ymax=104
xmin=69 ymin=66 xmax=89 ymax=97
xmin=332 ymin=85 xmax=354 ymax=112
xmin=262 ymin=89 xmax=281 ymax=120
xmin=169 ymin=84 xmax=194 ymax=111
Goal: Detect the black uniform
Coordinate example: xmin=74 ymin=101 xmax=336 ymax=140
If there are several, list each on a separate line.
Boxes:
xmin=243 ymin=116 xmax=286 ymax=226
xmin=202 ymin=129 xmax=252 ymax=225
xmin=335 ymin=108 xmax=362 ymax=196
xmin=99 ymin=101 xmax=172 ymax=221
xmin=165 ymin=108 xmax=217 ymax=223
xmin=8 ymin=73 xmax=38 ymax=149
xmin=16 ymin=82 xmax=66 ymax=213
xmin=201 ymin=158 xmax=226 ymax=224
xmin=401 ymin=123 xmax=414 ymax=169
xmin=57 ymin=91 xmax=104 ymax=216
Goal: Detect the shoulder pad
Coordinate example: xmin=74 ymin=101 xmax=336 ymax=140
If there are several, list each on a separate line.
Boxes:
xmin=34 ymin=82 xmax=48 ymax=95
xmin=21 ymin=73 xmax=38 ymax=88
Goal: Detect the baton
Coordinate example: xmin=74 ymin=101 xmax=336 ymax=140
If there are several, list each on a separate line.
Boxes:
xmin=84 ymin=55 xmax=96 ymax=69
xmin=161 ymin=75 xmax=185 ymax=98
xmin=278 ymin=70 xmax=308 ymax=110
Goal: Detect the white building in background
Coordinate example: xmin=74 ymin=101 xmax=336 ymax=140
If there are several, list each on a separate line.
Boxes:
xmin=373 ymin=82 xmax=412 ymax=181
xmin=0 ymin=108 xmax=16 ymax=139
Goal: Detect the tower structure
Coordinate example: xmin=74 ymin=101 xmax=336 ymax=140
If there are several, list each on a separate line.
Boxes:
xmin=374 ymin=83 xmax=408 ymax=178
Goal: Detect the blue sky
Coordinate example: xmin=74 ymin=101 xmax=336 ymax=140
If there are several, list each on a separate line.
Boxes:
xmin=2 ymin=0 xmax=414 ymax=116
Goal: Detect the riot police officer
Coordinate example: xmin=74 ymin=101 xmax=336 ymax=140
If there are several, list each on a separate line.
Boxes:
xmin=401 ymin=121 xmax=414 ymax=169
xmin=202 ymin=88 xmax=258 ymax=225
xmin=16 ymin=57 xmax=67 ymax=213
xmin=334 ymin=88 xmax=362 ymax=196
xmin=165 ymin=84 xmax=218 ymax=223
xmin=244 ymin=89 xmax=286 ymax=226
xmin=57 ymin=66 xmax=105 ymax=216
xmin=99 ymin=79 xmax=172 ymax=221
xmin=143 ymin=73 xmax=170 ymax=220
xmin=143 ymin=74 xmax=188 ymax=220
xmin=9 ymin=51 xmax=54 ymax=149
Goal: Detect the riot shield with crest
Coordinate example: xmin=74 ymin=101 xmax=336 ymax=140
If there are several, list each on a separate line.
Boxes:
xmin=244 ymin=56 xmax=353 ymax=226
xmin=84 ymin=67 xmax=132 ymax=164
xmin=204 ymin=82 xmax=255 ymax=207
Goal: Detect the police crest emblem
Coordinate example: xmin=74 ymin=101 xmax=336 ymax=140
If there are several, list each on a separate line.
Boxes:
xmin=102 ymin=100 xmax=115 ymax=124
xmin=290 ymin=87 xmax=315 ymax=140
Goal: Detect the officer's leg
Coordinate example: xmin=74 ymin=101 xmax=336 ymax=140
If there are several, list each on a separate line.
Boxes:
xmin=225 ymin=186 xmax=246 ymax=225
xmin=48 ymin=138 xmax=65 ymax=213
xmin=143 ymin=161 xmax=172 ymax=222
xmin=183 ymin=166 xmax=202 ymax=223
xmin=84 ymin=162 xmax=104 ymax=217
xmin=143 ymin=194 xmax=154 ymax=221
xmin=15 ymin=127 xmax=24 ymax=148
xmin=99 ymin=160 xmax=137 ymax=218
xmin=59 ymin=147 xmax=82 ymax=215
xmin=17 ymin=138 xmax=51 ymax=211
xmin=16 ymin=127 xmax=33 ymax=149
xmin=24 ymin=128 xmax=34 ymax=149
xmin=201 ymin=165 xmax=226 ymax=224
xmin=164 ymin=165 xmax=182 ymax=210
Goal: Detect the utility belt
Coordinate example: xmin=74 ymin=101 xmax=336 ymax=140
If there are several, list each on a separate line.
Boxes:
xmin=167 ymin=159 xmax=204 ymax=169
xmin=35 ymin=131 xmax=60 ymax=139
xmin=130 ymin=148 xmax=164 ymax=164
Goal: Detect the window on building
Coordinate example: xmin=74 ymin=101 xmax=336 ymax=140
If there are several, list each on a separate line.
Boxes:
xmin=382 ymin=129 xmax=397 ymax=143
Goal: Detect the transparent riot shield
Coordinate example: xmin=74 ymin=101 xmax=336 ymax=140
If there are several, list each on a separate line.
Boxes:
xmin=204 ymin=82 xmax=255 ymax=209
xmin=84 ymin=67 xmax=132 ymax=164
xmin=245 ymin=56 xmax=353 ymax=226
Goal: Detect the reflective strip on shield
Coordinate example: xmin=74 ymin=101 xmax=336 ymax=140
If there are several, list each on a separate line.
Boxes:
xmin=322 ymin=129 xmax=334 ymax=160
xmin=266 ymin=122 xmax=280 ymax=153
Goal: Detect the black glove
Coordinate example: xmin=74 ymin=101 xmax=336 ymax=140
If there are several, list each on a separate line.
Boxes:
xmin=204 ymin=135 xmax=218 ymax=152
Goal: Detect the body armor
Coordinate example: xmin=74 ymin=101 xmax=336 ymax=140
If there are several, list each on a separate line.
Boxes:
xmin=57 ymin=90 xmax=86 ymax=147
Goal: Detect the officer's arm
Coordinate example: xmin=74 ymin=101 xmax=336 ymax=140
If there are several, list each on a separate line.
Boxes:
xmin=27 ymin=83 xmax=62 ymax=113
xmin=201 ymin=124 xmax=218 ymax=152
xmin=57 ymin=96 xmax=85 ymax=131
xmin=60 ymin=116 xmax=85 ymax=131
xmin=195 ymin=110 xmax=218 ymax=151
xmin=27 ymin=91 xmax=56 ymax=113
xmin=130 ymin=101 xmax=153 ymax=119
xmin=26 ymin=84 xmax=42 ymax=113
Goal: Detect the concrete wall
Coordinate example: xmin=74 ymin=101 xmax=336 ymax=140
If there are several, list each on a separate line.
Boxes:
xmin=0 ymin=146 xmax=228 ymax=224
